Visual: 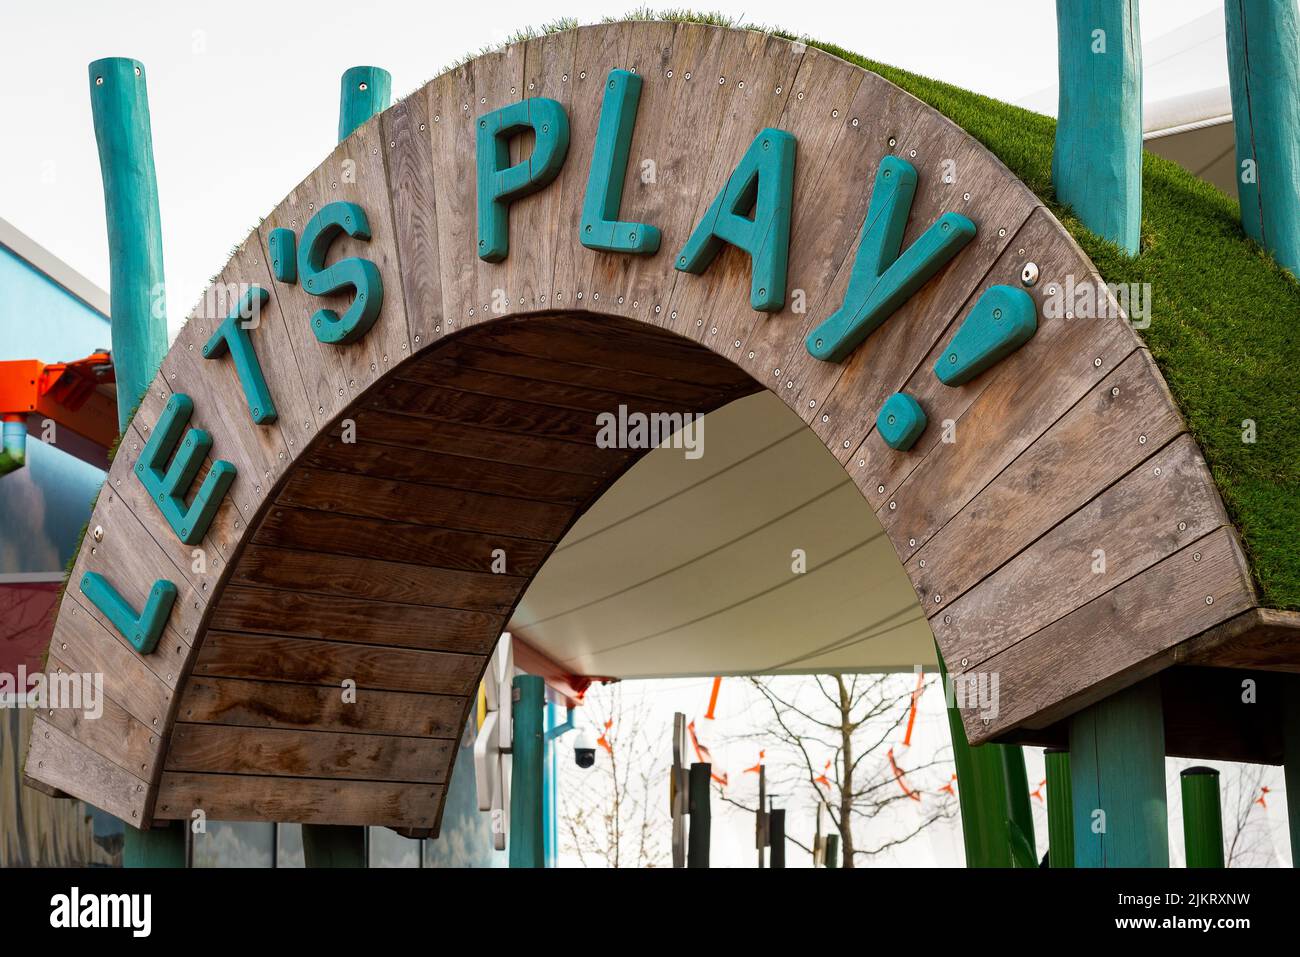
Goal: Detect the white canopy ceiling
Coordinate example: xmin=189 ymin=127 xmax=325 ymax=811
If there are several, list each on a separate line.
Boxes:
xmin=508 ymin=392 xmax=936 ymax=680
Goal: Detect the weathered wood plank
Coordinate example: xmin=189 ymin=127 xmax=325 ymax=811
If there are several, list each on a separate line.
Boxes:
xmin=363 ymin=377 xmax=614 ymax=445
xmin=909 ymin=350 xmax=1188 ymax=612
xmin=211 ymin=585 xmax=502 ymax=653
xmin=229 ymin=545 xmax=527 ymax=613
xmin=276 ymin=466 xmax=576 ymax=539
xmin=380 ymin=86 xmax=444 ymax=349
xmin=165 ymin=724 xmax=454 ymax=783
xmin=52 ymin=594 xmax=175 ymax=730
xmin=27 ymin=716 xmax=149 ymax=824
xmin=178 ymin=676 xmax=466 ymax=738
xmin=193 ymin=631 xmax=484 ymax=696
xmin=43 ymin=653 xmax=160 ymax=783
xmin=934 ymin=434 xmax=1229 ymax=671
xmin=254 ymin=505 xmax=552 ymax=577
xmin=431 ymin=337 xmax=733 ymax=405
xmin=154 ymin=772 xmax=442 ymax=828
xmin=302 ymin=434 xmax=605 ymax=504
xmin=336 ymin=408 xmax=633 ymax=477
xmin=962 ymin=527 xmax=1256 ymax=742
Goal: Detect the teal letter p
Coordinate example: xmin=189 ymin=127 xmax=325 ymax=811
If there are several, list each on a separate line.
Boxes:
xmin=477 ymin=97 xmax=570 ymax=262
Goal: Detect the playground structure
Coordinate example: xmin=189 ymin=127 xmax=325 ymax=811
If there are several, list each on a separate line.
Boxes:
xmin=16 ymin=9 xmax=1300 ymax=867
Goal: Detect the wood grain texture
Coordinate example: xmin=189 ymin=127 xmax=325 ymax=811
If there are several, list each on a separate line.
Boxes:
xmin=178 ymin=677 xmax=466 ymax=738
xmin=165 ymin=724 xmax=454 ymax=783
xmin=154 ymin=773 xmax=442 ymax=828
xmin=28 ymin=24 xmax=1266 ymax=832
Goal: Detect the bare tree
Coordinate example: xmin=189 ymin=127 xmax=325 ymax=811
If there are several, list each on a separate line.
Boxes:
xmin=559 ymin=683 xmax=670 ymax=868
xmin=725 ymin=673 xmax=956 ymax=867
xmin=1223 ymin=763 xmax=1284 ymax=868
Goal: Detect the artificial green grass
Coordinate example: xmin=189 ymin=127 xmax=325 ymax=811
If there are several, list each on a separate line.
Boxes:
xmin=610 ymin=11 xmax=1298 ymax=610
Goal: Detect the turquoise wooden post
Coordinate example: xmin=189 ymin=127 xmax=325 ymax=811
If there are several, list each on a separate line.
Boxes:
xmin=1069 ymin=678 xmax=1169 ymax=867
xmin=89 ymin=57 xmax=169 ymax=430
xmin=123 ymin=820 xmax=186 ymax=867
xmin=1224 ymin=0 xmax=1300 ymax=277
xmin=1052 ymin=0 xmax=1143 ymax=254
xmin=338 ymin=66 xmax=391 ymax=142
xmin=937 ymin=653 xmax=1037 ymax=866
xmin=509 ymin=675 xmax=545 ymax=868
xmin=302 ymin=823 xmax=366 ymax=867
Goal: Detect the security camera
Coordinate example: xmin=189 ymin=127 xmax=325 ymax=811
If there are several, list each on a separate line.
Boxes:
xmin=574 ymin=729 xmax=596 ymax=769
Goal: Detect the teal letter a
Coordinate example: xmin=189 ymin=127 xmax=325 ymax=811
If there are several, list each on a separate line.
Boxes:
xmin=675 ymin=128 xmax=796 ymax=312
xmin=806 ymin=156 xmax=975 ymax=363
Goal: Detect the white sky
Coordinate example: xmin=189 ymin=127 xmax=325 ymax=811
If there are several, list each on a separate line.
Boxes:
xmin=1 ymin=0 xmax=1223 ymax=340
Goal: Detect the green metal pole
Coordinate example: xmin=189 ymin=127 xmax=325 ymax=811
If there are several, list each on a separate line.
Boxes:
xmin=1282 ymin=677 xmax=1300 ymax=867
xmin=338 ymin=66 xmax=392 ymax=142
xmin=1069 ymin=677 xmax=1169 ymax=867
xmin=509 ymin=674 xmax=545 ymax=868
xmin=1181 ymin=767 xmax=1225 ymax=868
xmin=1044 ymin=748 xmax=1074 ymax=868
xmin=1224 ymin=0 xmax=1300 ymax=276
xmin=301 ymin=823 xmax=366 ymax=867
xmin=89 ymin=57 xmax=169 ymax=430
xmin=824 ymin=833 xmax=840 ymax=869
xmin=687 ymin=762 xmax=711 ymax=868
xmin=1052 ymin=0 xmax=1143 ymax=253
xmin=123 ymin=820 xmax=186 ymax=867
xmin=937 ymin=653 xmax=1037 ymax=866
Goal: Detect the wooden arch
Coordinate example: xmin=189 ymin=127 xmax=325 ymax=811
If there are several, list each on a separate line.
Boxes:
xmin=28 ymin=23 xmax=1264 ymax=831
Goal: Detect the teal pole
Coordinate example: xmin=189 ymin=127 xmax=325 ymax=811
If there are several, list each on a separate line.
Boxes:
xmin=509 ymin=675 xmax=545 ymax=868
xmin=1052 ymin=0 xmax=1143 ymax=253
xmin=687 ymin=762 xmax=711 ymax=868
xmin=937 ymin=653 xmax=1037 ymax=866
xmin=89 ymin=57 xmax=169 ymax=430
xmin=338 ymin=66 xmax=392 ymax=142
xmin=1180 ymin=767 xmax=1225 ymax=868
xmin=123 ymin=821 xmax=185 ymax=867
xmin=1283 ymin=677 xmax=1300 ymax=867
xmin=302 ymin=823 xmax=366 ymax=867
xmin=1224 ymin=0 xmax=1300 ymax=276
xmin=1069 ymin=677 xmax=1169 ymax=867
xmin=543 ymin=700 xmax=557 ymax=868
xmin=1044 ymin=748 xmax=1075 ymax=867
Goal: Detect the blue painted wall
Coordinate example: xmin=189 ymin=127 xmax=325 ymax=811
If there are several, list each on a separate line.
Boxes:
xmin=0 ymin=243 xmax=110 ymax=576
